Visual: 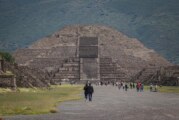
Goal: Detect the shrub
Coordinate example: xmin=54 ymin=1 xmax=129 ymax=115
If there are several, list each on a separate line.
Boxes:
xmin=50 ymin=108 xmax=58 ymax=113
xmin=0 ymin=51 xmax=15 ymax=63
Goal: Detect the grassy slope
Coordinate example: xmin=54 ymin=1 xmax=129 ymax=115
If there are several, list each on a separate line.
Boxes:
xmin=145 ymin=86 xmax=179 ymax=93
xmin=0 ymin=85 xmax=83 ymax=116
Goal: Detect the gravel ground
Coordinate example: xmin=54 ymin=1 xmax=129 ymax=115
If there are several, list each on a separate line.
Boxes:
xmin=4 ymin=86 xmax=179 ymax=120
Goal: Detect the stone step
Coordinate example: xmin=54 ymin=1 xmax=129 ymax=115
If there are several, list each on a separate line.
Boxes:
xmin=66 ymin=58 xmax=80 ymax=62
xmin=100 ymin=71 xmax=116 ymax=73
xmin=100 ymin=68 xmax=116 ymax=70
xmin=100 ymin=76 xmax=126 ymax=79
xmin=101 ymin=74 xmax=126 ymax=77
xmin=59 ymin=68 xmax=79 ymax=71
xmin=100 ymin=78 xmax=122 ymax=81
xmin=63 ymin=64 xmax=79 ymax=67
xmin=54 ymin=76 xmax=80 ymax=79
xmin=100 ymin=63 xmax=114 ymax=65
xmin=55 ymin=73 xmax=79 ymax=76
xmin=52 ymin=78 xmax=80 ymax=81
xmin=101 ymin=72 xmax=124 ymax=74
xmin=101 ymin=75 xmax=116 ymax=77
xmin=101 ymin=76 xmax=125 ymax=79
xmin=29 ymin=64 xmax=62 ymax=68
xmin=100 ymin=62 xmax=115 ymax=65
xmin=100 ymin=70 xmax=116 ymax=74
xmin=100 ymin=58 xmax=112 ymax=61
xmin=100 ymin=66 xmax=116 ymax=68
xmin=100 ymin=61 xmax=113 ymax=64
xmin=57 ymin=70 xmax=79 ymax=74
xmin=55 ymin=71 xmax=79 ymax=74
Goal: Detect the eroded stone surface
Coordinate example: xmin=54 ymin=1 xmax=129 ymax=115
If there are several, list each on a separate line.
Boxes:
xmin=13 ymin=25 xmax=172 ymax=84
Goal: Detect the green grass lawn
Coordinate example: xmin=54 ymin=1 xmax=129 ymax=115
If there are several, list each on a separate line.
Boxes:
xmin=145 ymin=86 xmax=179 ymax=93
xmin=0 ymin=84 xmax=83 ymax=116
xmin=157 ymin=86 xmax=179 ymax=93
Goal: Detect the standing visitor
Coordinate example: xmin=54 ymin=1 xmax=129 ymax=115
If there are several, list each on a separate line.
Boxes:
xmin=118 ymin=82 xmax=121 ymax=90
xmin=141 ymin=84 xmax=144 ymax=91
xmin=136 ymin=83 xmax=139 ymax=92
xmin=154 ymin=84 xmax=158 ymax=92
xmin=121 ymin=82 xmax=123 ymax=89
xmin=125 ymin=83 xmax=128 ymax=91
xmin=100 ymin=81 xmax=103 ymax=86
xmin=123 ymin=82 xmax=125 ymax=90
xmin=83 ymin=83 xmax=88 ymax=101
xmin=130 ymin=83 xmax=132 ymax=89
xmin=87 ymin=83 xmax=94 ymax=101
xmin=150 ymin=83 xmax=153 ymax=92
xmin=132 ymin=82 xmax=135 ymax=88
xmin=138 ymin=82 xmax=142 ymax=92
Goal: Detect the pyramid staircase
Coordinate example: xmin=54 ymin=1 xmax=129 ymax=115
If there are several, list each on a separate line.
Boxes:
xmin=52 ymin=58 xmax=80 ymax=84
xmin=132 ymin=67 xmax=160 ymax=84
xmin=100 ymin=58 xmax=126 ymax=82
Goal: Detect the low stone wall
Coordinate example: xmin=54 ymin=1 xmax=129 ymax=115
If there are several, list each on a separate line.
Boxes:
xmin=0 ymin=75 xmax=16 ymax=89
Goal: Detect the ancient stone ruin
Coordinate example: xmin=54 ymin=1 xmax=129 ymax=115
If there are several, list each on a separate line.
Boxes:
xmin=0 ymin=55 xmax=16 ymax=89
xmin=158 ymin=66 xmax=179 ymax=86
xmin=13 ymin=25 xmax=172 ymax=86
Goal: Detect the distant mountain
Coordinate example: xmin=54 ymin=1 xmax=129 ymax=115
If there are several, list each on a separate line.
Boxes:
xmin=0 ymin=0 xmax=179 ymax=64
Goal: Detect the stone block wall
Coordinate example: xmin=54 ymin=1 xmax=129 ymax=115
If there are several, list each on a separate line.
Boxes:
xmin=52 ymin=57 xmax=80 ymax=84
xmin=100 ymin=58 xmax=126 ymax=82
xmin=0 ymin=75 xmax=16 ymax=89
xmin=80 ymin=58 xmax=99 ymax=81
xmin=28 ymin=58 xmax=64 ymax=69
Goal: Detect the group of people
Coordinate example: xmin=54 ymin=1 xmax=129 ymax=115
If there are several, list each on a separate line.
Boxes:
xmin=83 ymin=83 xmax=94 ymax=102
xmin=117 ymin=82 xmax=143 ymax=92
xmin=83 ymin=81 xmax=159 ymax=101
xmin=136 ymin=82 xmax=144 ymax=92
xmin=94 ymin=81 xmax=145 ymax=92
xmin=117 ymin=82 xmax=130 ymax=91
xmin=106 ymin=81 xmax=145 ymax=92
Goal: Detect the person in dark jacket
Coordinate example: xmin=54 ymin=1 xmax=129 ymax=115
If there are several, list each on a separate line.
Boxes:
xmin=125 ymin=83 xmax=128 ymax=91
xmin=83 ymin=83 xmax=88 ymax=101
xmin=87 ymin=83 xmax=94 ymax=101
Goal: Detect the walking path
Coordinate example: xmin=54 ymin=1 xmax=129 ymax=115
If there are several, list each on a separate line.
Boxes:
xmin=4 ymin=86 xmax=179 ymax=120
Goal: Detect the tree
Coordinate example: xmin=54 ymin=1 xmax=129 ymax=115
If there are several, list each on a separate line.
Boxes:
xmin=0 ymin=51 xmax=15 ymax=63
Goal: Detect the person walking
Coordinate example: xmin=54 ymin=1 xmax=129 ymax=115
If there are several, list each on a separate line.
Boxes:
xmin=132 ymin=82 xmax=135 ymax=89
xmin=141 ymin=84 xmax=144 ymax=91
xmin=125 ymin=83 xmax=128 ymax=91
xmin=154 ymin=84 xmax=158 ymax=92
xmin=87 ymin=83 xmax=94 ymax=101
xmin=83 ymin=83 xmax=88 ymax=101
xmin=130 ymin=83 xmax=132 ymax=89
xmin=122 ymin=82 xmax=125 ymax=90
xmin=136 ymin=83 xmax=139 ymax=92
xmin=150 ymin=83 xmax=153 ymax=92
xmin=118 ymin=82 xmax=121 ymax=90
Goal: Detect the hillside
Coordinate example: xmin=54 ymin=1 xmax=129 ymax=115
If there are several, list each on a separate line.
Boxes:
xmin=0 ymin=0 xmax=178 ymax=64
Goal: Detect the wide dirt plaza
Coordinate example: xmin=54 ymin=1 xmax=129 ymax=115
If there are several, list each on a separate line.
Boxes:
xmin=5 ymin=85 xmax=179 ymax=120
